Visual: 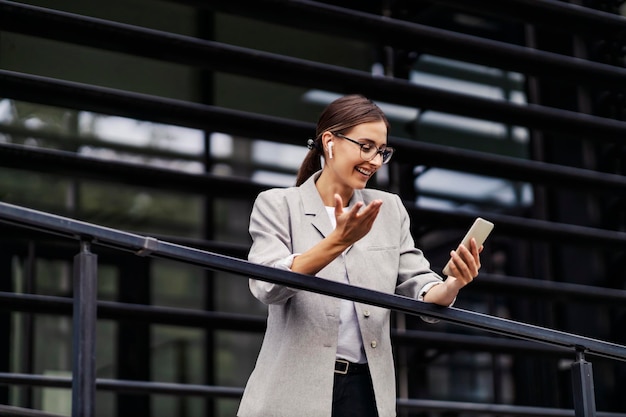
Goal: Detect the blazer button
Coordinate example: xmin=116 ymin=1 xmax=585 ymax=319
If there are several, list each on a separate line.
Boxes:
xmin=371 ymin=340 xmax=377 ymax=348
xmin=363 ymin=310 xmax=370 ymax=318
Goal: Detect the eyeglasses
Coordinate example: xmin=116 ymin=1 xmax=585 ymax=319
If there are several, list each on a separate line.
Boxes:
xmin=331 ymin=132 xmax=394 ymax=164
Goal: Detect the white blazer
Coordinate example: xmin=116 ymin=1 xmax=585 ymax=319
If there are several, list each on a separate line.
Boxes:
xmin=237 ymin=172 xmax=443 ymax=417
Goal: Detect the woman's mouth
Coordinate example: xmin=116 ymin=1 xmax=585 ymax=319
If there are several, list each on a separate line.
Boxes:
xmin=356 ymin=167 xmax=373 ymax=177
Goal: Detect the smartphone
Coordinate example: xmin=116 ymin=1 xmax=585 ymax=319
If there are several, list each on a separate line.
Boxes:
xmin=442 ymin=217 xmax=494 ymax=276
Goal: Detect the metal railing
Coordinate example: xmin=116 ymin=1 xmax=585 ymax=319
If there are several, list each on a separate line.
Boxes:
xmin=1 ymin=200 xmax=625 ymax=417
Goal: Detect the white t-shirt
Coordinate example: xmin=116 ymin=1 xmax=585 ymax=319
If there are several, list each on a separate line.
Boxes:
xmin=325 ymin=206 xmax=367 ymax=364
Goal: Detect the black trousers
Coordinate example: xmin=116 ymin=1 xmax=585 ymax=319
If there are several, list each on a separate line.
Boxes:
xmin=331 ymin=366 xmax=379 ymax=417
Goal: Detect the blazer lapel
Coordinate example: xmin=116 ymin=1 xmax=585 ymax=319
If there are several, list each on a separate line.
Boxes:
xmin=299 ymin=172 xmax=333 ymax=238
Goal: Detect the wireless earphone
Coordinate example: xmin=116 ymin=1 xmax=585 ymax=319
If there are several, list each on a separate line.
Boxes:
xmin=327 ymin=141 xmax=334 ymax=159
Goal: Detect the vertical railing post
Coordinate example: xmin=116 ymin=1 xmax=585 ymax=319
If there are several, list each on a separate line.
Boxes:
xmin=72 ymin=239 xmax=98 ymax=417
xmin=571 ymin=348 xmax=597 ymax=417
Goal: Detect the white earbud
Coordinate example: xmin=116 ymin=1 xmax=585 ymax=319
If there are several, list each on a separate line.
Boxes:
xmin=327 ymin=141 xmax=334 ymax=159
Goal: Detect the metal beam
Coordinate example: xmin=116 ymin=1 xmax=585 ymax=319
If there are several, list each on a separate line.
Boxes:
xmin=1 ymin=150 xmax=626 ymax=248
xmin=0 ymin=404 xmax=66 ymax=417
xmin=188 ymin=0 xmax=621 ymax=90
xmin=71 ymin=241 xmax=97 ymax=417
xmin=1 ymin=372 xmax=625 ymax=417
xmin=2 ymin=3 xmax=626 ymax=139
xmin=572 ymin=350 xmax=597 ymax=417
xmin=0 ymin=289 xmax=597 ymax=358
xmin=2 ymin=74 xmax=626 ymax=196
xmin=409 ymin=0 xmax=626 ymax=38
xmin=0 ymin=142 xmax=267 ymax=200
xmin=196 ymin=0 xmax=626 ymax=40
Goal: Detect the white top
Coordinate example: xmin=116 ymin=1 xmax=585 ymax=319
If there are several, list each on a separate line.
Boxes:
xmin=325 ymin=206 xmax=367 ymax=363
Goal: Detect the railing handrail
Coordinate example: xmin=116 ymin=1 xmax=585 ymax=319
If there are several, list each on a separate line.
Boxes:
xmin=0 ymin=200 xmax=625 ymax=363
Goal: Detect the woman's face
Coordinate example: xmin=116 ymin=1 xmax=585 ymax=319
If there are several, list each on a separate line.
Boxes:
xmin=323 ymin=120 xmax=388 ymax=190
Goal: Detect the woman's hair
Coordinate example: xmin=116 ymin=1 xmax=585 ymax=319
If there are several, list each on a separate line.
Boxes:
xmin=295 ymin=94 xmax=389 ymax=186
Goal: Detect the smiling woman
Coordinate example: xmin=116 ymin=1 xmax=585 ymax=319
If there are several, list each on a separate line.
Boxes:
xmin=296 ymin=95 xmax=391 ymax=188
xmin=238 ymin=94 xmax=485 ymax=417
xmin=315 ymin=120 xmax=389 ymax=202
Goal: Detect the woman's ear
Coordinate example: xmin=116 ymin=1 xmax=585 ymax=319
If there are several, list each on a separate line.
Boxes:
xmin=321 ymin=131 xmax=334 ymax=159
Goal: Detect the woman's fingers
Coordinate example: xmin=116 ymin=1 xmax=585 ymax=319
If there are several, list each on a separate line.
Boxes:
xmin=449 ymin=250 xmax=472 ymax=284
xmin=334 ymin=198 xmax=382 ymax=243
xmin=339 ymin=198 xmax=381 ymax=222
xmin=333 ymin=194 xmax=345 ymax=218
xmin=449 ymin=239 xmax=482 ymax=284
xmin=356 ymin=199 xmax=382 ymax=222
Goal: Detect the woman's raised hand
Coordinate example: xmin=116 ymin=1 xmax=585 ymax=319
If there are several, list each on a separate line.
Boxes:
xmin=332 ymin=193 xmax=382 ymax=247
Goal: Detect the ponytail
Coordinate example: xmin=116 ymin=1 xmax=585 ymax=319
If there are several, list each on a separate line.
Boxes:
xmin=295 ymin=139 xmax=322 ymax=186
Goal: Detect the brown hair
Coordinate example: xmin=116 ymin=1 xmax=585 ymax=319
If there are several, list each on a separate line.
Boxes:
xmin=295 ymin=94 xmax=389 ymax=186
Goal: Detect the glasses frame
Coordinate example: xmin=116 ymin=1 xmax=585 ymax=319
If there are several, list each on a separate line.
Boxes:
xmin=331 ymin=132 xmax=395 ymax=164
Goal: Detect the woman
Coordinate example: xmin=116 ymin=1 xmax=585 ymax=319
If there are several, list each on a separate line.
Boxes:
xmin=237 ymin=95 xmax=482 ymax=417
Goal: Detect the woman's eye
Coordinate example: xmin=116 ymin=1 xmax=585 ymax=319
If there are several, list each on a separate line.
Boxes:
xmin=361 ymin=144 xmax=373 ymax=152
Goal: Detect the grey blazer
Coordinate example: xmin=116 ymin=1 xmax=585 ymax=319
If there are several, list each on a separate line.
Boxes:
xmin=237 ymin=172 xmax=443 ymax=417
